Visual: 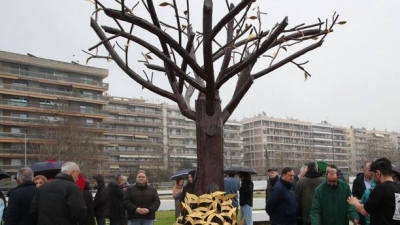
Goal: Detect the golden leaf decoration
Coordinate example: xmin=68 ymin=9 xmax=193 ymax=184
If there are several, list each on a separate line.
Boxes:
xmin=248 ymin=15 xmax=258 ymax=20
xmin=159 ymin=2 xmax=173 ymax=7
xmin=337 ymin=21 xmax=347 ymax=25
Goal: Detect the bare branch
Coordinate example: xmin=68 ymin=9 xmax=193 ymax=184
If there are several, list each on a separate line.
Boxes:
xmin=216 ymin=17 xmax=289 ymax=89
xmin=103 ymin=8 xmax=208 ymax=81
xmin=252 ymin=40 xmax=323 ymax=79
xmin=211 ymin=0 xmax=254 ymax=40
xmin=90 ymin=18 xmax=177 ymax=102
xmin=102 ymin=25 xmax=206 ymax=92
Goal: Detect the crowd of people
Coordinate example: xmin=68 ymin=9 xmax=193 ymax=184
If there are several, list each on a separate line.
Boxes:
xmin=0 ymin=162 xmax=160 ymax=225
xmin=264 ymin=157 xmax=400 ymax=225
xmin=2 ymin=157 xmax=400 ymax=225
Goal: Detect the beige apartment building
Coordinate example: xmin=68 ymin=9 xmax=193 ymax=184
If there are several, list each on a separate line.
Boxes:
xmin=242 ymin=114 xmax=313 ymax=175
xmin=0 ymin=50 xmax=109 ymax=176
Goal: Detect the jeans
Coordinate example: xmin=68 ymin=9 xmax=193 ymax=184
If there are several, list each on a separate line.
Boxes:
xmin=240 ymin=204 xmax=252 ymax=225
xmin=127 ymin=219 xmax=154 ymax=225
xmin=96 ymin=217 xmax=106 ymax=225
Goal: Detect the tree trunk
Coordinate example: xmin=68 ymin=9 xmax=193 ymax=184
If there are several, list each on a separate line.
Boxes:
xmin=194 ymin=95 xmax=224 ymax=194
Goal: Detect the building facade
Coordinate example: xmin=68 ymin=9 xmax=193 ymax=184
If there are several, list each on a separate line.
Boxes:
xmin=0 ymin=50 xmax=109 ymax=176
xmin=242 ymin=115 xmax=313 ymax=175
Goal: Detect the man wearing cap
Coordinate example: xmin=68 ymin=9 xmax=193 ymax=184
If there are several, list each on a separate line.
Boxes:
xmin=266 ymin=168 xmax=279 ymax=202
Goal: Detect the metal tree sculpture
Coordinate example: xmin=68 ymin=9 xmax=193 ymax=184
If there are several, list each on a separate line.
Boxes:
xmin=88 ymin=0 xmax=343 ymax=194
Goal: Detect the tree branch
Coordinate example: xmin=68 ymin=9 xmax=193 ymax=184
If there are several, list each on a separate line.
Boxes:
xmin=216 ymin=17 xmax=289 ymax=89
xmin=252 ymin=40 xmax=323 ymax=79
xmin=203 ymin=0 xmax=215 ymax=116
xmin=102 ymin=26 xmax=206 ymax=92
xmin=90 ymin=18 xmax=177 ymax=102
xmin=210 ymin=0 xmax=254 ymax=40
xmin=103 ymin=8 xmax=208 ymax=81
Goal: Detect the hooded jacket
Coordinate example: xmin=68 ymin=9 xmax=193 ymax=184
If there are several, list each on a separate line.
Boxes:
xmin=93 ymin=174 xmax=109 ymax=217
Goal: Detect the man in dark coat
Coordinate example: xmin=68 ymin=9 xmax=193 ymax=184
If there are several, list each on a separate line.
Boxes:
xmin=93 ymin=174 xmax=109 ymax=225
xmin=108 ymin=174 xmax=126 ymax=225
xmin=30 ymin=162 xmax=86 ymax=225
xmin=123 ymin=170 xmax=160 ymax=224
xmin=265 ymin=168 xmax=279 ymax=203
xmin=4 ymin=167 xmax=36 ymax=225
xmin=352 ymin=161 xmax=373 ymax=225
xmin=266 ymin=167 xmax=298 ymax=225
xmin=295 ymin=161 xmax=325 ymax=225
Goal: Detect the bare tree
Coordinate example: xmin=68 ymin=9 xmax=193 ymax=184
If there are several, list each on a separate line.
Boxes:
xmin=29 ymin=113 xmax=104 ymax=176
xmin=88 ymin=0 xmax=343 ymax=194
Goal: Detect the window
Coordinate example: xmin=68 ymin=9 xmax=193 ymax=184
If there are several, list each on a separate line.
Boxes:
xmin=40 ymin=100 xmax=55 ymax=108
xmin=10 ymin=97 xmax=28 ymax=107
xmin=11 ymin=159 xmax=22 ymax=166
xmin=10 ymin=65 xmax=28 ymax=75
xmin=80 ymin=105 xmax=93 ymax=113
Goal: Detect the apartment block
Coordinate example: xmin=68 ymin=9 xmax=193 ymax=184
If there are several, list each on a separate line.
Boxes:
xmin=103 ymin=96 xmax=164 ymax=174
xmin=242 ymin=114 xmax=313 ymax=175
xmin=0 ymin=50 xmax=109 ymax=175
xmin=311 ymin=122 xmax=349 ymax=173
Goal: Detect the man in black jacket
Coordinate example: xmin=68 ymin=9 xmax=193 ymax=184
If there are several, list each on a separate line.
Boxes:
xmin=4 ymin=167 xmax=36 ymax=225
xmin=93 ymin=174 xmax=109 ymax=225
xmin=352 ymin=161 xmax=373 ymax=225
xmin=30 ymin=162 xmax=86 ymax=225
xmin=123 ymin=170 xmax=160 ymax=224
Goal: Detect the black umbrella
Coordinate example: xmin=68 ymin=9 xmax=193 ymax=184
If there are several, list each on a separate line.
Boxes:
xmin=30 ymin=161 xmax=63 ymax=179
xmin=170 ymin=169 xmax=196 ymax=180
xmin=225 ymin=165 xmax=257 ymax=175
xmin=0 ymin=168 xmax=10 ymax=180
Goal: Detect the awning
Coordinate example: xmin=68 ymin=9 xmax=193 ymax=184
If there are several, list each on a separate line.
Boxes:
xmin=374 ymin=133 xmax=385 ymax=138
xmin=109 ymin=165 xmax=119 ymax=169
xmin=135 ymin=135 xmax=148 ymax=139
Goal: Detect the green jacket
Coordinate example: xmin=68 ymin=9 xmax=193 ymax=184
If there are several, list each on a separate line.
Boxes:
xmin=310 ymin=180 xmax=358 ymax=225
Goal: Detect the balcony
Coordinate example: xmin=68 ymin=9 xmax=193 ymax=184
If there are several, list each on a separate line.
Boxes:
xmin=0 ymin=99 xmax=109 ymax=118
xmin=0 ymin=84 xmax=108 ymax=104
xmin=0 ymin=67 xmax=109 ymax=91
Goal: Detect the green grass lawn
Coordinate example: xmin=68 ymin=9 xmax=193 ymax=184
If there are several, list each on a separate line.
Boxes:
xmin=155 ymin=210 xmax=176 ymax=225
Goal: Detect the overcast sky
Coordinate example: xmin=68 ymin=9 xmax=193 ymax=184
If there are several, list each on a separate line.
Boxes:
xmin=1 ymin=0 xmax=399 ymax=132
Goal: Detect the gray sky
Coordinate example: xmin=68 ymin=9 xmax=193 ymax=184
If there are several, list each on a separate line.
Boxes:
xmin=1 ymin=0 xmax=399 ymax=132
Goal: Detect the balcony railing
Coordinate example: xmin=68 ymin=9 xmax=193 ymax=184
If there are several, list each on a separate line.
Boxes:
xmin=0 ymin=99 xmax=108 ymax=116
xmin=0 ymin=67 xmax=109 ymax=89
xmin=0 ymin=84 xmax=108 ymax=102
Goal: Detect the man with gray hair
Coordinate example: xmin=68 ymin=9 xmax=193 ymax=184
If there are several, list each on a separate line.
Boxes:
xmin=31 ymin=162 xmax=86 ymax=225
xmin=4 ymin=167 xmax=36 ymax=225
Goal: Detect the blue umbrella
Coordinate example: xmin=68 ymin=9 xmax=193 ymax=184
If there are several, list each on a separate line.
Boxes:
xmin=170 ymin=169 xmax=196 ymax=180
xmin=30 ymin=161 xmax=63 ymax=179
